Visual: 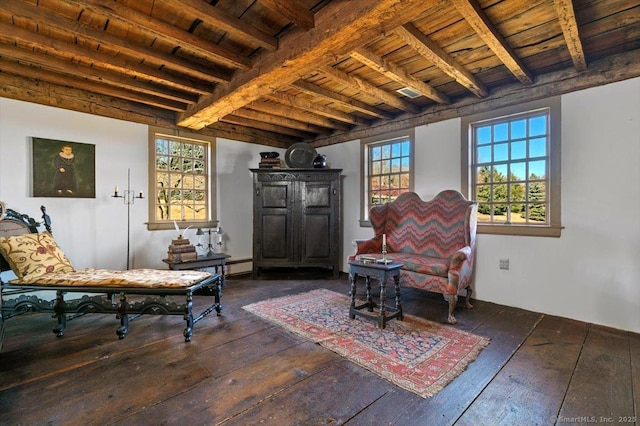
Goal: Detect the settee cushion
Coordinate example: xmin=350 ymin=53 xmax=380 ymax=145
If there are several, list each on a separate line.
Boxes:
xmin=386 ymin=253 xmax=449 ymax=277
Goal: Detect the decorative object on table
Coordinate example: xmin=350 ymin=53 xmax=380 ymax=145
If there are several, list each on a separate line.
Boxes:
xmin=111 ymin=168 xmax=144 ymax=270
xmin=258 ymin=151 xmax=281 ymax=169
xmin=32 ymin=137 xmax=96 ymax=198
xmin=195 ymin=226 xmax=225 ymax=256
xmin=284 ymin=142 xmax=317 ymax=168
xmin=376 ymin=232 xmax=391 ymax=264
xmin=312 ymin=153 xmax=327 ymax=168
xmin=243 ymin=289 xmax=490 ymax=398
xmin=167 ymin=235 xmax=197 ymax=262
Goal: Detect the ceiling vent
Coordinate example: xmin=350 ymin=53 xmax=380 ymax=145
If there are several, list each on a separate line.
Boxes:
xmin=396 ymin=87 xmax=422 ymax=99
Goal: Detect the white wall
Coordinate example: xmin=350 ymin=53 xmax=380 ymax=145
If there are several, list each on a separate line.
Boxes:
xmin=1 ymin=77 xmax=638 ymax=332
xmin=0 ymin=99 xmax=149 ymax=270
xmin=216 ymin=138 xmax=285 ymax=271
xmin=0 ymin=99 xmax=279 ymax=274
xmin=328 ymin=78 xmax=640 ymax=333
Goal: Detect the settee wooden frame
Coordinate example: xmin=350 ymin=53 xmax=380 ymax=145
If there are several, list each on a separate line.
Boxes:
xmin=0 ymin=206 xmax=222 ymax=343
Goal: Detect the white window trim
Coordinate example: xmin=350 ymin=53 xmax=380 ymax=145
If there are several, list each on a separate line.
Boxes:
xmin=147 ymin=126 xmax=217 ymax=231
xmin=461 ymin=97 xmax=562 ymax=237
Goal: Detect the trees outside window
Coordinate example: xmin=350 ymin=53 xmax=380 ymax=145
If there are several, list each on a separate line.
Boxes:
xmin=360 ymin=130 xmax=414 ymax=225
xmin=462 ymin=98 xmax=562 ymax=237
xmin=147 ymin=128 xmax=216 ymax=230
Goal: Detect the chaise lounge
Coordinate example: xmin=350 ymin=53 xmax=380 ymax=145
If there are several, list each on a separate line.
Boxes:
xmin=0 ymin=205 xmax=222 ymax=343
xmin=350 ymin=190 xmax=478 ymax=324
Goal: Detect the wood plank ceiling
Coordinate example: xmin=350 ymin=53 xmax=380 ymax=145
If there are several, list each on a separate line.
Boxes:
xmin=0 ymin=0 xmax=639 ymax=148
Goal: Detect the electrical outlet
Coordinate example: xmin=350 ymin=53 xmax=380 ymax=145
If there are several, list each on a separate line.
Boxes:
xmin=499 ymin=258 xmax=510 ymax=270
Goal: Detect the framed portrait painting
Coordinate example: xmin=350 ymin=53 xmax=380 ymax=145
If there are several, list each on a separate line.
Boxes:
xmin=32 ymin=137 xmax=96 ymax=198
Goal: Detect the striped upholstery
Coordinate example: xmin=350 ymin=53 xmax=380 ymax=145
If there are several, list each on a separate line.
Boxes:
xmin=351 ymin=190 xmax=477 ymax=297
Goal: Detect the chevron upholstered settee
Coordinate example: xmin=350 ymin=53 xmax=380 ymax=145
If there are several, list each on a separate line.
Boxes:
xmin=350 ymin=190 xmax=478 ymax=324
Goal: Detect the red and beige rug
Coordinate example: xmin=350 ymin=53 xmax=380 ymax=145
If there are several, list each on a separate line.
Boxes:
xmin=243 ymin=288 xmax=490 ymax=398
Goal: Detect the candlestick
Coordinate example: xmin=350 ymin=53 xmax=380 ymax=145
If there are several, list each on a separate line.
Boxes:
xmin=381 ymin=233 xmax=388 ymax=264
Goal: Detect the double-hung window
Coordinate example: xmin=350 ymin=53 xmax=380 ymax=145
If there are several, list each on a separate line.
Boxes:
xmin=462 ymin=98 xmax=562 ymax=237
xmin=147 ymin=127 xmax=217 ymax=230
xmin=360 ymin=130 xmax=414 ymax=225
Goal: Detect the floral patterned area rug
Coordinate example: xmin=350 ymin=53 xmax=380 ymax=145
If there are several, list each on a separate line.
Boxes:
xmin=242 ymin=288 xmax=490 ymax=398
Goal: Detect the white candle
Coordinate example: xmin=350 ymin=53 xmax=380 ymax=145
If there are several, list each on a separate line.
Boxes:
xmin=114 ymin=185 xmax=118 ymax=193
xmin=139 ymin=190 xmax=143 ymax=198
xmin=382 ymin=233 xmax=386 ymax=246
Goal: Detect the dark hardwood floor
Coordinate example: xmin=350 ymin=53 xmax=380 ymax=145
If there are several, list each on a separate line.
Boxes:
xmin=1 ymin=270 xmax=638 ymax=425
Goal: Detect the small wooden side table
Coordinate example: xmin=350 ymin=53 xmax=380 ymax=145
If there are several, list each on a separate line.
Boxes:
xmin=348 ymin=260 xmax=403 ymax=329
xmin=163 ymin=253 xmax=230 ymax=285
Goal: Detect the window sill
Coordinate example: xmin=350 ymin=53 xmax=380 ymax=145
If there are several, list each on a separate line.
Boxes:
xmin=477 ymin=223 xmax=563 ymax=237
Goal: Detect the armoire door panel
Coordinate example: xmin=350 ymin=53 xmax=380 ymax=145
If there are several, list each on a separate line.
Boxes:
xmin=304 ymin=183 xmax=330 ymax=207
xmin=261 ymin=214 xmax=289 ymax=259
xmin=261 ymin=185 xmax=289 ymax=208
xmin=303 ymin=214 xmax=330 ymax=258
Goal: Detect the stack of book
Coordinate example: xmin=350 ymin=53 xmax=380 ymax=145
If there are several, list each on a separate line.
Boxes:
xmin=167 ymin=235 xmax=197 ymax=262
xmin=259 ymin=157 xmax=281 ymax=169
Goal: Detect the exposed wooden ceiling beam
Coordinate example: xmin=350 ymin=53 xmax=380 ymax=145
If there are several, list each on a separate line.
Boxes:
xmin=1 ymin=0 xmax=232 ymax=84
xmin=258 ymin=0 xmax=315 ymax=31
xmin=0 ymin=22 xmax=212 ymax=96
xmin=0 ymin=60 xmax=188 ymax=111
xmin=0 ymin=43 xmax=197 ymax=104
xmin=350 ymin=47 xmax=450 ymax=104
xmin=450 ymin=0 xmax=533 ymax=84
xmin=554 ymin=0 xmax=587 ymax=72
xmin=59 ymin=0 xmax=251 ymax=70
xmin=292 ymin=80 xmax=393 ymax=119
xmin=0 ymin=70 xmax=179 ymax=125
xmin=177 ymin=0 xmax=434 ymax=129
xmin=238 ymin=107 xmax=331 ymax=135
xmin=266 ymin=92 xmax=370 ymax=126
xmin=318 ymin=65 xmax=420 ymax=114
xmin=166 ymin=0 xmax=277 ymax=51
xmin=248 ymin=100 xmax=353 ymax=132
xmin=311 ymin=50 xmax=640 ymax=147
xmin=222 ymin=114 xmax=314 ymax=139
xmin=393 ymin=23 xmax=489 ymax=98
xmin=204 ymin=121 xmax=295 ymax=148
xmin=0 ymin=68 xmax=295 ymax=147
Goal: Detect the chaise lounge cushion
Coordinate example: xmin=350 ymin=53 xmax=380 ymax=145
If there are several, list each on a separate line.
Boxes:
xmin=0 ymin=232 xmax=74 ymax=280
xmin=7 ymin=268 xmax=212 ymax=288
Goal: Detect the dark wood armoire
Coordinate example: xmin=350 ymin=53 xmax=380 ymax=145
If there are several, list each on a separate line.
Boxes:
xmin=251 ymin=168 xmax=342 ymax=278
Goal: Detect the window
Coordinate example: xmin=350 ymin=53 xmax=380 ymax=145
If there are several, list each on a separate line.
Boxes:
xmin=147 ymin=127 xmax=216 ymax=230
xmin=360 ymin=130 xmax=414 ymax=225
xmin=462 ymin=97 xmax=562 ymax=237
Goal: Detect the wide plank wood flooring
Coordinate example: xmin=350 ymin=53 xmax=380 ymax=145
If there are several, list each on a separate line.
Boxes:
xmin=1 ymin=270 xmax=638 ymax=425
